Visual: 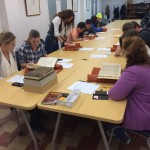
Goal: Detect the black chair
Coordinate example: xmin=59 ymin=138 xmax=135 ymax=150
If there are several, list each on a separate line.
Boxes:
xmin=108 ymin=126 xmax=150 ymax=149
xmin=15 ymin=50 xmax=21 ymax=71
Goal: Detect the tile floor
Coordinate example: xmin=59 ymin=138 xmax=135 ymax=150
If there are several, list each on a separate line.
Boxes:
xmin=0 ymin=105 xmax=148 ymax=150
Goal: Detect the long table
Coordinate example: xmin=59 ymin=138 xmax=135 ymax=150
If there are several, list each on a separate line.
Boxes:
xmin=0 ymin=20 xmax=139 ymax=150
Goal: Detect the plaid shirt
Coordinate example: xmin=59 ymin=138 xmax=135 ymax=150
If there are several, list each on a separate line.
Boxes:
xmin=18 ymin=41 xmax=46 ymax=64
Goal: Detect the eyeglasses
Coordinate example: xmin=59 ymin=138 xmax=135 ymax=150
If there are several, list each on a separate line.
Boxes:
xmin=10 ymin=42 xmax=16 ymax=46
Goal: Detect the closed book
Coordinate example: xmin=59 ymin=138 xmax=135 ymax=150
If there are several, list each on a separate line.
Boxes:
xmin=24 ymin=72 xmax=57 ymax=87
xmin=41 ymin=92 xmax=62 ymax=105
xmin=24 ymin=77 xmax=57 ymax=93
xmin=24 ymin=67 xmax=54 ymax=80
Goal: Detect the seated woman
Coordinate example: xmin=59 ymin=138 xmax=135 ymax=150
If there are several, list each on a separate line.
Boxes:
xmin=114 ymin=29 xmax=140 ymax=56
xmin=18 ymin=29 xmax=47 ymax=68
xmin=114 ymin=29 xmax=150 ymax=57
xmin=109 ymin=36 xmax=150 ymax=142
xmin=18 ymin=30 xmax=48 ymax=132
xmin=0 ymin=32 xmax=18 ymax=78
xmin=67 ymin=22 xmax=86 ymax=42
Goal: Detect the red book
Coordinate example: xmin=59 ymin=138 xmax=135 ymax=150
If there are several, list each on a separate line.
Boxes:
xmin=41 ymin=92 xmax=62 ymax=105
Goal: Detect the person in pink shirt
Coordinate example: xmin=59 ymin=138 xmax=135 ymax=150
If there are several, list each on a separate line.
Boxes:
xmin=67 ymin=22 xmax=86 ymax=42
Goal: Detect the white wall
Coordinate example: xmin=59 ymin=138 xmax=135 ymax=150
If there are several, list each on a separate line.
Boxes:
xmin=97 ymin=0 xmax=102 ymax=14
xmin=0 ymin=0 xmax=9 ymax=31
xmin=0 ymin=0 xmax=49 ymax=46
xmin=0 ymin=17 xmax=3 ymax=32
xmin=67 ymin=0 xmax=92 ymax=26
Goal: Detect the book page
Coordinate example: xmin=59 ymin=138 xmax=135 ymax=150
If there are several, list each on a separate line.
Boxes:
xmin=98 ymin=63 xmax=121 ymax=80
xmin=37 ymin=57 xmax=58 ymax=68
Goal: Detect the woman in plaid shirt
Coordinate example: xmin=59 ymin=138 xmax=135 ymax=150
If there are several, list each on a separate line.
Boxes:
xmin=18 ymin=29 xmax=46 ymax=68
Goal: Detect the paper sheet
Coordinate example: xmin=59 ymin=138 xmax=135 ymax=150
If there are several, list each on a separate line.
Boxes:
xmin=112 ymin=28 xmax=120 ymax=31
xmin=116 ymin=42 xmax=119 ymax=45
xmin=7 ymin=75 xmax=24 ymax=83
xmin=79 ymin=48 xmax=94 ymax=51
xmin=57 ymin=63 xmax=73 ymax=68
xmin=95 ymin=37 xmax=106 ymax=40
xmin=97 ymin=48 xmax=111 ymax=51
xmin=90 ymin=54 xmax=108 ymax=58
xmin=68 ymin=81 xmax=100 ymax=94
xmin=114 ymin=35 xmax=121 ymax=38
xmin=106 ymin=51 xmax=111 ymax=55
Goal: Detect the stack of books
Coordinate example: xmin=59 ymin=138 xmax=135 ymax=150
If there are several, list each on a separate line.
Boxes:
xmin=24 ymin=67 xmax=57 ymax=93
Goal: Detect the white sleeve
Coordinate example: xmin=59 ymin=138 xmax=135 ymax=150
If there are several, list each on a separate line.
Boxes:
xmin=52 ymin=16 xmax=62 ymax=37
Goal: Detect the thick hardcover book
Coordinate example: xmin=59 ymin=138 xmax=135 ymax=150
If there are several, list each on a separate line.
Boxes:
xmin=97 ymin=63 xmax=121 ymax=80
xmin=24 ymin=72 xmax=57 ymax=87
xmin=24 ymin=67 xmax=54 ymax=80
xmin=41 ymin=92 xmax=62 ymax=105
xmin=24 ymin=77 xmax=57 ymax=93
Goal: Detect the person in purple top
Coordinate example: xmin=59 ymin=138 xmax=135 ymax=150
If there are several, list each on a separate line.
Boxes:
xmin=108 ymin=36 xmax=150 ymax=143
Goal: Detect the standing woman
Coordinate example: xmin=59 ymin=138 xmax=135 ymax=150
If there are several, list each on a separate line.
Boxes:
xmin=0 ymin=32 xmax=18 ymax=78
xmin=45 ymin=9 xmax=75 ymax=54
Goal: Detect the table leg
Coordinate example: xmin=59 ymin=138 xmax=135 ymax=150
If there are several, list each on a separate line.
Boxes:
xmin=97 ymin=121 xmax=110 ymax=150
xmin=52 ymin=113 xmax=62 ymax=150
xmin=21 ymin=110 xmax=39 ymax=150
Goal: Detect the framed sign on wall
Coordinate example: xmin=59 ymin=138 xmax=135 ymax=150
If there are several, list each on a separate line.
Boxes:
xmin=24 ymin=0 xmax=41 ymax=16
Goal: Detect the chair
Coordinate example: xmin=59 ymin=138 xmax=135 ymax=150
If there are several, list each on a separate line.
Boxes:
xmin=108 ymin=126 xmax=150 ymax=150
xmin=15 ymin=50 xmax=21 ymax=71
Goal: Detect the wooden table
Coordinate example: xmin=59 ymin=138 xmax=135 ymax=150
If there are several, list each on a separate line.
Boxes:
xmin=0 ymin=20 xmax=139 ymax=150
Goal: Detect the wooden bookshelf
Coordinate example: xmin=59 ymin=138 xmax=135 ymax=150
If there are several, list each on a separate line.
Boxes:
xmin=126 ymin=3 xmax=150 ymax=19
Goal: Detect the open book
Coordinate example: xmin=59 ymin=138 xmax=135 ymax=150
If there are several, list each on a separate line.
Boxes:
xmin=98 ymin=63 xmax=121 ymax=80
xmin=37 ymin=57 xmax=58 ymax=68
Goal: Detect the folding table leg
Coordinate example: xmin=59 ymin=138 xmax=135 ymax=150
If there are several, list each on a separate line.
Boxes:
xmin=52 ymin=113 xmax=62 ymax=150
xmin=21 ymin=110 xmax=39 ymax=150
xmin=14 ymin=108 xmax=23 ymax=136
xmin=97 ymin=121 xmax=110 ymax=150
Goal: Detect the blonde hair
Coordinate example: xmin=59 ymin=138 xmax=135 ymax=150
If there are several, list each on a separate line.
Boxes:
xmin=0 ymin=32 xmax=16 ymax=46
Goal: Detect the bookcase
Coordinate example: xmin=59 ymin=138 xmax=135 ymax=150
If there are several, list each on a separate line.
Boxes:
xmin=126 ymin=3 xmax=150 ymax=19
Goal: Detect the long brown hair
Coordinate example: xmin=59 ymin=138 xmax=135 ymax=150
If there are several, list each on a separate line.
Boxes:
xmin=123 ymin=36 xmax=150 ymax=68
xmin=56 ymin=9 xmax=74 ymax=29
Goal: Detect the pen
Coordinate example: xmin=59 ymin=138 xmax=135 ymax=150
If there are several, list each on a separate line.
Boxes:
xmin=58 ymin=58 xmax=63 ymax=61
